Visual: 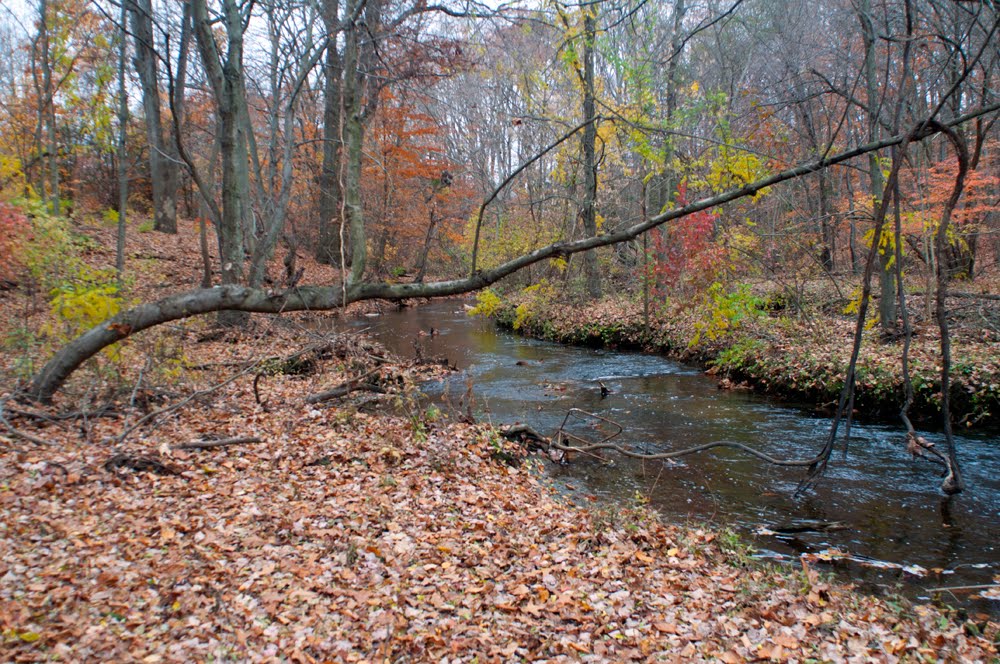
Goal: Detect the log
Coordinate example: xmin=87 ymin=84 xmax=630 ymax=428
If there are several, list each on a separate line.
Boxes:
xmin=305 ymin=376 xmax=386 ymax=404
xmin=173 ymin=436 xmax=262 ymax=450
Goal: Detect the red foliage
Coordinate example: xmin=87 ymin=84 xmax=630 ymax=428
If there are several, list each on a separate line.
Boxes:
xmin=0 ymin=202 xmax=30 ymax=283
xmin=649 ymin=181 xmax=724 ymax=297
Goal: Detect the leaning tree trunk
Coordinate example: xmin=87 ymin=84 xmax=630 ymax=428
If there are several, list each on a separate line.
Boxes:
xmin=25 ymin=109 xmax=993 ymax=404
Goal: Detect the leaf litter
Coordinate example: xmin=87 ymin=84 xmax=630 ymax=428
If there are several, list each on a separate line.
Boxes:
xmin=2 ymin=373 xmax=997 ymax=661
xmin=0 ymin=221 xmax=997 ymax=661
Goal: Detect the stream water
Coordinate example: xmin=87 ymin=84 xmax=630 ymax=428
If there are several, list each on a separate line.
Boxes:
xmin=339 ymin=300 xmax=1000 ymax=615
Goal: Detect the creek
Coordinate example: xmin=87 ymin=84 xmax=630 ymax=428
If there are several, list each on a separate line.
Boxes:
xmin=342 ymin=300 xmax=1000 ymax=615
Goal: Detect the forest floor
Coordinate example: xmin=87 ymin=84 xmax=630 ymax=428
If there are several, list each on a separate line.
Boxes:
xmin=0 ymin=219 xmax=999 ymax=661
xmin=493 ymin=273 xmax=1000 ymax=431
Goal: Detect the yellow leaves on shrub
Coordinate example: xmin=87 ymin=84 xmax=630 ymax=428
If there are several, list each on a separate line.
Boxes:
xmin=467 ymin=289 xmax=502 ymax=318
xmin=49 ymin=283 xmax=121 ymax=332
xmin=44 ymin=275 xmax=123 ymax=358
xmin=513 ymin=303 xmax=531 ymax=331
xmin=705 ymin=147 xmax=770 ymax=200
xmin=513 ymin=281 xmax=555 ymax=331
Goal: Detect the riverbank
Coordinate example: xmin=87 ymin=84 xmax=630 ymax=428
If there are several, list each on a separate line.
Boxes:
xmin=1 ymin=219 xmax=998 ymax=660
xmin=489 ymin=288 xmax=1000 ymax=430
xmin=2 ymin=378 xmax=998 ymax=661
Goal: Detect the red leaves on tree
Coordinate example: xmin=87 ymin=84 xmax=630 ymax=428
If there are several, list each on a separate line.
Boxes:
xmin=0 ymin=203 xmax=30 ymax=284
xmin=649 ymin=181 xmax=725 ymax=297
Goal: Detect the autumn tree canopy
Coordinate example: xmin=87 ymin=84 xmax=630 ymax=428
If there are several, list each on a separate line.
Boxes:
xmin=0 ymin=0 xmax=993 ymax=401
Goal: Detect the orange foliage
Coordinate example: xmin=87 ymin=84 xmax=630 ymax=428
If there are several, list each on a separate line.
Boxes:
xmin=363 ymin=90 xmax=473 ymax=274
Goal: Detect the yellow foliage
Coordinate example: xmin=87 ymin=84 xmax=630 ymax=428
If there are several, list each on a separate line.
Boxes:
xmin=44 ymin=275 xmax=123 ymax=358
xmin=468 ymin=289 xmax=502 ymax=318
xmin=706 ymin=148 xmax=770 ymax=200
xmin=512 ymin=281 xmax=556 ymax=330
xmin=0 ymin=155 xmax=26 ymax=197
xmin=513 ymin=303 xmax=532 ymax=330
xmin=842 ymin=287 xmax=879 ymax=330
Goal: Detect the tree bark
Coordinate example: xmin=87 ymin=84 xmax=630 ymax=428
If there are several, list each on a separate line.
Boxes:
xmin=580 ymin=8 xmax=601 ymax=299
xmin=341 ymin=0 xmax=382 ymax=286
xmin=39 ymin=0 xmax=60 ymax=215
xmin=116 ymin=1 xmax=129 ymax=279
xmin=414 ymin=206 xmax=438 ymax=283
xmin=858 ymin=0 xmax=896 ymax=331
xmin=191 ymin=0 xmax=249 ymax=325
xmin=316 ymin=0 xmax=345 ymax=266
xmin=933 ymin=122 xmax=969 ymax=495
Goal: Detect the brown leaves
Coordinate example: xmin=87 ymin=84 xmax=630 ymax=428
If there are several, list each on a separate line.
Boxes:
xmin=0 ymin=367 xmax=996 ymax=661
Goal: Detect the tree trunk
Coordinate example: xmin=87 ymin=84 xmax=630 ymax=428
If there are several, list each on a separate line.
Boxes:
xmin=165 ymin=1 xmax=193 ymax=228
xmin=341 ymin=0 xmax=382 ymax=286
xmin=116 ymin=0 xmax=129 ymax=280
xmin=129 ymin=0 xmax=177 ymax=233
xmin=316 ymin=0 xmax=345 ymax=266
xmin=933 ymin=123 xmax=969 ymax=495
xmin=859 ymin=0 xmax=896 ymax=331
xmin=40 ymin=0 xmax=60 ymax=215
xmin=580 ymin=8 xmax=601 ymax=299
xmin=191 ymin=0 xmax=249 ymax=326
xmin=414 ymin=206 xmax=438 ymax=283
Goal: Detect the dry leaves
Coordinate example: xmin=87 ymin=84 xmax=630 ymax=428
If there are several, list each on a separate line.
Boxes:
xmin=0 ymin=220 xmax=997 ymax=661
xmin=1 ymin=398 xmax=997 ymax=661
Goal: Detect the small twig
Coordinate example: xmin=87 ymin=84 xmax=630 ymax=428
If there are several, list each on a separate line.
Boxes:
xmin=114 ymin=366 xmax=257 ymax=445
xmin=173 ymin=436 xmax=262 ymax=450
xmin=0 ymin=396 xmax=52 ymax=447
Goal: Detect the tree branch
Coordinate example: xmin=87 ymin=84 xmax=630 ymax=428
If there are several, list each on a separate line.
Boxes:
xmin=26 ymin=103 xmax=1000 ymax=403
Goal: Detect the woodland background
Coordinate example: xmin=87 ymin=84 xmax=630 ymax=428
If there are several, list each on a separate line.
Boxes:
xmin=0 ymin=0 xmax=995 ymax=310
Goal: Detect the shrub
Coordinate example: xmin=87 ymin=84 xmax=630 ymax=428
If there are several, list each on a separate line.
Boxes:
xmin=0 ymin=203 xmax=30 ymax=283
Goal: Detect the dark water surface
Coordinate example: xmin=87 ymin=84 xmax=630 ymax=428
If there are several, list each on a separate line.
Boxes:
xmin=341 ymin=300 xmax=1000 ymax=614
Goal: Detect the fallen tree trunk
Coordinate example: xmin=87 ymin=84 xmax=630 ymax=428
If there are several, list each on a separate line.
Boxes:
xmin=305 ymin=368 xmax=386 ymax=404
xmin=305 ymin=382 xmax=385 ymax=404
